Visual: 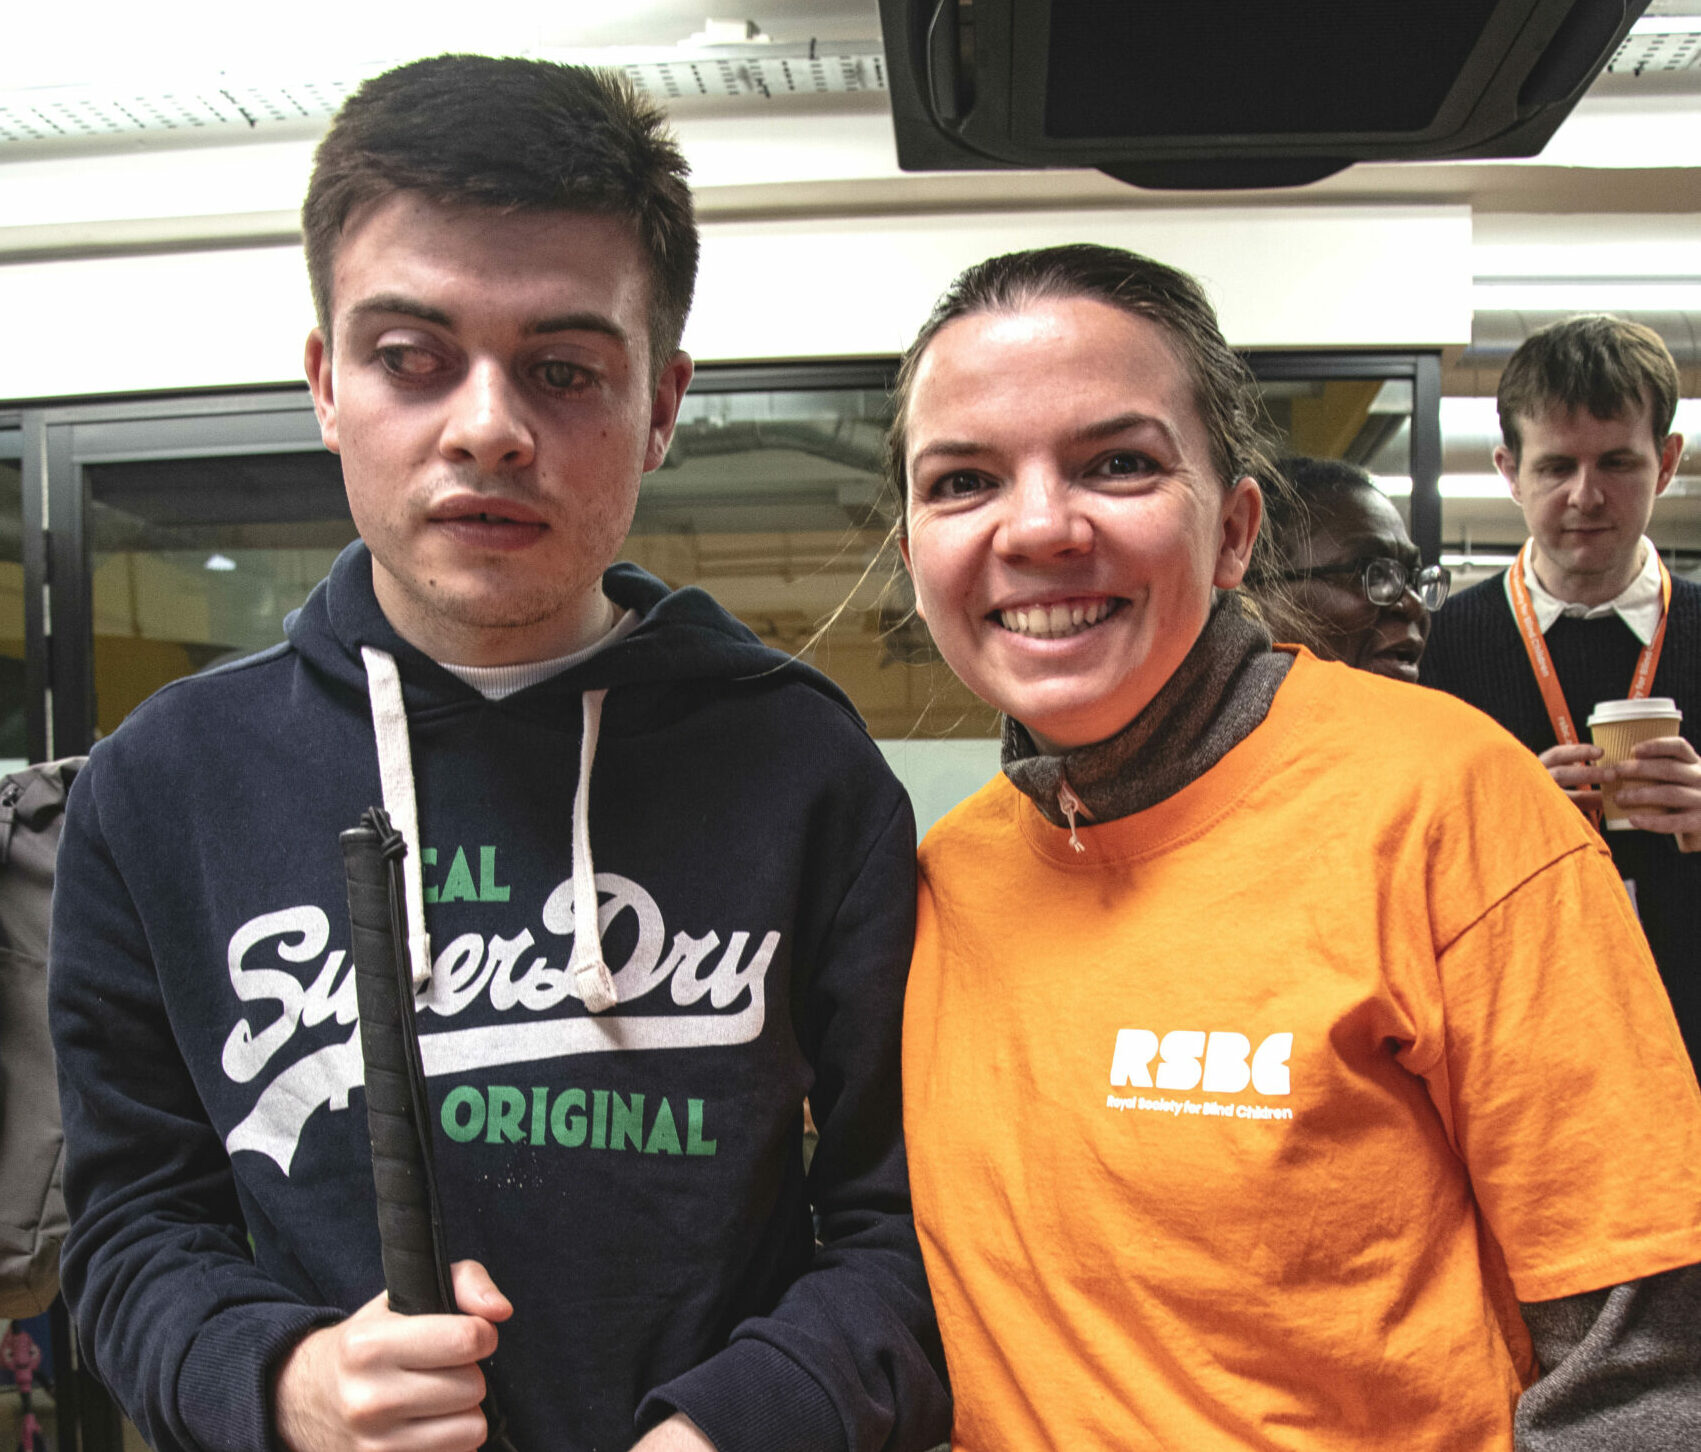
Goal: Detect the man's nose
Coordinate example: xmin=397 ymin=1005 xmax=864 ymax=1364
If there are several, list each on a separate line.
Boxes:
xmin=1565 ymin=464 xmax=1607 ymax=512
xmin=995 ymin=472 xmax=1091 ymax=559
xmin=439 ymin=360 xmax=536 ymax=470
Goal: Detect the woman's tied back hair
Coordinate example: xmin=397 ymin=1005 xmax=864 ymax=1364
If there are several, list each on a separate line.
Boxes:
xmin=884 ymin=243 xmax=1281 ymax=534
xmin=302 ymin=54 xmax=698 ymax=374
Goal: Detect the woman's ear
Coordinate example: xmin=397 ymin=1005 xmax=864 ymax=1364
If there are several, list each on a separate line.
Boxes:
xmin=1214 ymin=475 xmax=1263 ymax=589
xmin=896 ymin=534 xmax=925 ymax=620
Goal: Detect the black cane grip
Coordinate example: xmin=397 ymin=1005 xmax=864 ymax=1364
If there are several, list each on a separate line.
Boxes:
xmin=341 ymin=811 xmax=455 ymax=1317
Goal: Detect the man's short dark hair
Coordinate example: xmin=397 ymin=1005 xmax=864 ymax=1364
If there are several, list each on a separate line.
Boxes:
xmin=303 ymin=54 xmax=698 ymax=372
xmin=1497 ymin=314 xmax=1680 ymax=463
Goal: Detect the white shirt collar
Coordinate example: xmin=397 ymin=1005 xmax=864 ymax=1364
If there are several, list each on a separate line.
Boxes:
xmin=1503 ymin=537 xmax=1664 ymax=645
xmin=437 ymin=605 xmax=638 ymax=700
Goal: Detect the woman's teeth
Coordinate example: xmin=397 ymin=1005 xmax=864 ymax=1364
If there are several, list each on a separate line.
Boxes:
xmin=998 ymin=599 xmax=1114 ymax=639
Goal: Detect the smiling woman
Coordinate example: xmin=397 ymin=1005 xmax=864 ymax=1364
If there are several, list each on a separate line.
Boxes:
xmin=893 ymin=243 xmax=1701 ymax=1451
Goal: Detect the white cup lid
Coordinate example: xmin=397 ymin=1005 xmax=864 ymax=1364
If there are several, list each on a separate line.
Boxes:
xmin=1588 ymin=697 xmax=1682 ymax=726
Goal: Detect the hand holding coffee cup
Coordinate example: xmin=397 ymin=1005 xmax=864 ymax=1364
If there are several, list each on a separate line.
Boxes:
xmin=1586 ymin=698 xmax=1701 ymax=852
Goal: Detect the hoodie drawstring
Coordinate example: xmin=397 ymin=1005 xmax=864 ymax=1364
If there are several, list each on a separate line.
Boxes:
xmin=361 ymin=647 xmax=434 ymax=990
xmin=361 ymin=648 xmax=619 ymax=1012
xmin=569 ymin=689 xmax=618 ymax=1012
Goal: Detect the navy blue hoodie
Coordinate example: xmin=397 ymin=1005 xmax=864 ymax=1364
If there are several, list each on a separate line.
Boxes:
xmin=50 ymin=542 xmax=950 ymax=1452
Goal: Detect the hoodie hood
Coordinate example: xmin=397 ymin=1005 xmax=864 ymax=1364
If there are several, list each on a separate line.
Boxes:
xmin=287 ymin=540 xmax=857 ymax=719
xmin=287 ymin=540 xmax=863 ymax=1009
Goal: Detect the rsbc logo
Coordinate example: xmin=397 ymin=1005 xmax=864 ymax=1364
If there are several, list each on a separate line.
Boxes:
xmin=1110 ymin=1029 xmax=1292 ymax=1096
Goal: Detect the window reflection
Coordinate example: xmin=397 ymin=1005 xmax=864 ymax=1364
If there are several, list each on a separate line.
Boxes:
xmin=88 ymin=451 xmax=356 ymax=737
xmin=626 ymin=386 xmax=997 ymax=741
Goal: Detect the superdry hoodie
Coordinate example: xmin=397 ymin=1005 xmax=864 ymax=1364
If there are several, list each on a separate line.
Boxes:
xmin=50 ymin=541 xmax=950 ymax=1452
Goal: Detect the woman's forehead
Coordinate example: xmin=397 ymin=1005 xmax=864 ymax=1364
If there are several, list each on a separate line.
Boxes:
xmin=908 ymin=297 xmax=1199 ymax=438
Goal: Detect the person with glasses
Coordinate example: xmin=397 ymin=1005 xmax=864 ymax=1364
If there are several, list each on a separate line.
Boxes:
xmin=1250 ymin=455 xmax=1447 ymax=681
xmin=889 ymin=244 xmax=1701 ymax=1450
xmin=1421 ymin=316 xmax=1700 ymax=1069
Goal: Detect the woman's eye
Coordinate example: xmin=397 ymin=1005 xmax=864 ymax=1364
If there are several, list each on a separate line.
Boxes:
xmin=536 ymin=361 xmax=593 ymax=392
xmin=1094 ymin=451 xmax=1155 ymax=477
xmin=930 ymin=471 xmax=990 ymax=500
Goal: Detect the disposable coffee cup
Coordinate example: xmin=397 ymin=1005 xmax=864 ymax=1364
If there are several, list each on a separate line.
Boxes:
xmin=1587 ymin=698 xmax=1683 ymax=831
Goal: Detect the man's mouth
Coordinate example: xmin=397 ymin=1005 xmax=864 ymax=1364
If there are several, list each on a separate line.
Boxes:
xmin=995 ymin=597 xmax=1126 ymax=640
xmin=432 ymin=503 xmax=546 ymax=527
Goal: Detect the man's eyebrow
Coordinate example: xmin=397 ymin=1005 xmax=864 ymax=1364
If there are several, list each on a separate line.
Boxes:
xmin=528 ymin=311 xmax=628 ymax=345
xmin=344 ymin=294 xmax=453 ymax=329
xmin=340 ymin=297 xmax=629 ymax=346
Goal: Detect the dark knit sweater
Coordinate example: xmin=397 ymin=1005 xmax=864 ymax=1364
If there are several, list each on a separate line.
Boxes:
xmin=1421 ymin=571 xmax=1701 ymax=1064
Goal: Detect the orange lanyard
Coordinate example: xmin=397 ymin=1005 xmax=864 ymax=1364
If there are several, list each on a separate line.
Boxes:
xmin=1509 ymin=541 xmax=1671 ymax=746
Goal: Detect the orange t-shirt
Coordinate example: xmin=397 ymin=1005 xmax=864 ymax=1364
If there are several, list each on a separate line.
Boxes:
xmin=903 ymin=653 xmax=1701 ymax=1452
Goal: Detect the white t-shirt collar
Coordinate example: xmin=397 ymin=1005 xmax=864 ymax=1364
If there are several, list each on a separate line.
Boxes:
xmin=437 ymin=603 xmax=639 ymax=699
xmin=1504 ymin=537 xmax=1664 ymax=646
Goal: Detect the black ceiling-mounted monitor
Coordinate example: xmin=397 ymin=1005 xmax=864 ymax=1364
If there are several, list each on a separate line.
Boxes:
xmin=878 ymin=0 xmax=1646 ymax=189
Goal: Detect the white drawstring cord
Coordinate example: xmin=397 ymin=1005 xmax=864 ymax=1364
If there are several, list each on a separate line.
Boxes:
xmin=570 ymin=689 xmax=618 ymax=1012
xmin=363 ymin=649 xmax=617 ymax=1011
xmin=361 ymin=647 xmax=434 ymax=990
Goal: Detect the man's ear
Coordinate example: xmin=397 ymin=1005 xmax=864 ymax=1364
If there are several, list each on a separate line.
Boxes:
xmin=1493 ymin=444 xmax=1521 ymax=503
xmin=643 ymin=351 xmax=695 ymax=473
xmin=305 ymin=330 xmax=340 ymax=455
xmin=1213 ymin=475 xmax=1262 ymax=590
xmin=1655 ymin=432 xmax=1685 ymax=498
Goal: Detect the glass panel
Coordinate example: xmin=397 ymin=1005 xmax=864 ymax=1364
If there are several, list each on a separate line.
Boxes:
xmin=625 ymin=385 xmax=998 ymax=746
xmin=1439 ymin=395 xmax=1701 ymax=590
xmin=79 ymin=388 xmax=1001 ymax=829
xmin=69 ymin=367 xmax=1431 ymax=831
xmin=1256 ymin=373 xmax=1416 ymax=524
xmin=87 ymin=451 xmax=356 ymax=740
xmin=0 ymin=456 xmax=24 ymax=769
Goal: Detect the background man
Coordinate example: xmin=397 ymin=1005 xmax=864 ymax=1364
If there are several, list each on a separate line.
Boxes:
xmin=49 ymin=55 xmax=949 ymax=1452
xmin=1422 ymin=314 xmax=1699 ymax=1064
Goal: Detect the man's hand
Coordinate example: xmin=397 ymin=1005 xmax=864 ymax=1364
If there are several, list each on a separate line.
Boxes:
xmin=1537 ymin=743 xmax=1610 ymax=813
xmin=629 ymin=1413 xmax=716 ymax=1451
xmin=1611 ymin=735 xmax=1701 ymax=841
xmin=274 ymin=1260 xmax=512 ymax=1452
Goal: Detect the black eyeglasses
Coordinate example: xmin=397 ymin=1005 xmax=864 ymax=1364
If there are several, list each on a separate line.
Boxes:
xmin=1277 ymin=558 xmax=1450 ymax=610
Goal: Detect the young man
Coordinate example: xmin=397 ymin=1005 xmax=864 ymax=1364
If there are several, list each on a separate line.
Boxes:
xmin=1422 ymin=314 xmax=1699 ymax=1063
xmin=49 ymin=57 xmax=949 ymax=1452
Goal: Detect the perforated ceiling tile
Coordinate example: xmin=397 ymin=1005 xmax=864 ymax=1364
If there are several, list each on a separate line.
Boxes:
xmin=0 ymin=45 xmax=886 ymax=149
xmin=618 ymin=47 xmax=886 ymax=100
xmin=0 ymin=77 xmax=356 ymax=143
xmin=1609 ymin=27 xmax=1701 ymax=74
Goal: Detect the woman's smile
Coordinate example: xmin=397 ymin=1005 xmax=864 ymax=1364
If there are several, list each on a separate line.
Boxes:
xmin=900 ymin=296 xmax=1260 ymax=753
xmin=994 ymin=596 xmax=1128 ymax=640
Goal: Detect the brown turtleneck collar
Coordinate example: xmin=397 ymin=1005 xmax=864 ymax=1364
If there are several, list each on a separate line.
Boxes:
xmin=1001 ymin=593 xmax=1292 ymax=829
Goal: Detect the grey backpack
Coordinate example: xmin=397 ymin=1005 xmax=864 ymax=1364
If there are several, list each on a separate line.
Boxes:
xmin=0 ymin=757 xmax=84 ymax=1317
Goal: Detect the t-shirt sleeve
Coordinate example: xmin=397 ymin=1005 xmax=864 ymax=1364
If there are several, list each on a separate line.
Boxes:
xmin=1419 ymin=840 xmax=1701 ymax=1303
